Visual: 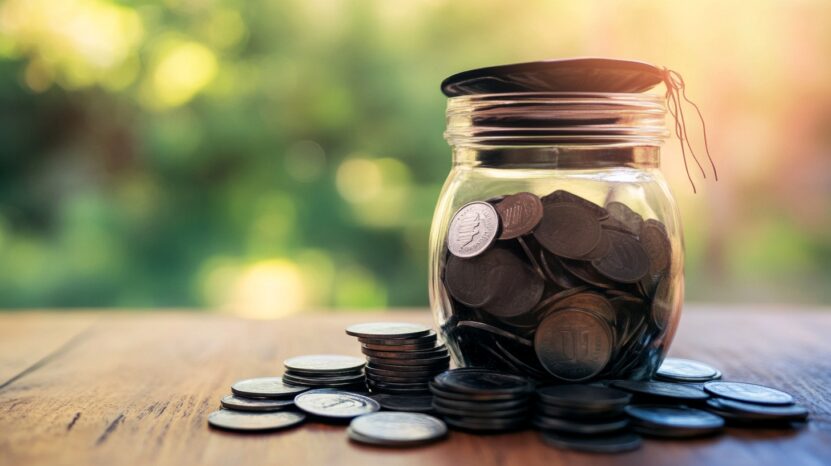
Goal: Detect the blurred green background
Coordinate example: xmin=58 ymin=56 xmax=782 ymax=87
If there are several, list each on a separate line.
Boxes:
xmin=1 ymin=0 xmax=830 ymax=316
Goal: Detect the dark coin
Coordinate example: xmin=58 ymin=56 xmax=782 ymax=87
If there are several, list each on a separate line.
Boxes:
xmin=541 ymin=190 xmax=609 ymax=219
xmin=367 ymin=379 xmax=430 ymax=390
xmin=534 ymin=202 xmax=602 ymax=259
xmin=640 ymin=219 xmax=671 ymax=274
xmin=433 ymin=369 xmax=534 ymax=396
xmin=536 ymin=384 xmax=631 ymax=410
xmin=547 ymin=292 xmax=617 ymax=326
xmin=366 ymin=366 xmax=442 ymax=379
xmin=533 ymin=285 xmax=590 ymax=314
xmin=656 ymin=358 xmax=720 ymax=382
xmin=611 ymin=380 xmax=709 ymax=401
xmin=432 ymin=396 xmax=529 ymax=411
xmin=447 ymin=201 xmax=500 ymax=258
xmin=705 ymin=398 xmax=808 ymax=423
xmin=220 ymin=394 xmax=294 ymax=412
xmin=207 ymin=409 xmax=305 ymax=432
xmin=367 ymin=354 xmax=450 ymax=367
xmin=443 ymin=250 xmax=500 ymax=308
xmin=231 ymin=377 xmax=310 ymax=399
xmin=367 ymin=373 xmax=434 ymax=384
xmin=625 ymin=405 xmax=724 ymax=437
xmin=535 ymin=309 xmax=613 ymax=382
xmin=540 ymin=250 xmax=583 ymax=288
xmin=703 ymin=381 xmax=794 ymax=406
xmin=283 ymin=355 xmax=365 ymax=374
xmin=281 ymin=372 xmax=366 ymax=387
xmin=362 ymin=341 xmax=438 ymax=352
xmin=358 ymin=331 xmax=437 ymax=346
xmin=605 ymin=201 xmax=644 ymax=235
xmin=368 ymin=362 xmax=449 ymax=373
xmin=541 ymin=431 xmax=642 ymax=454
xmin=591 ymin=229 xmax=649 ymax=283
xmin=443 ymin=415 xmax=528 ymax=432
xmin=532 ymin=415 xmax=629 ymax=434
xmin=560 ymin=257 xmax=615 ymax=287
xmin=429 ymin=381 xmax=531 ymax=402
xmin=362 ymin=347 xmax=449 ymax=360
xmin=368 ymin=384 xmax=432 ymax=396
xmin=456 ymin=320 xmax=533 ymax=347
xmin=346 ymin=322 xmax=432 ymax=339
xmin=294 ymin=389 xmax=381 ymax=419
xmin=434 ymin=404 xmax=528 ymax=419
xmin=348 ymin=412 xmax=447 ymax=446
xmin=478 ymin=251 xmax=545 ymax=319
xmin=537 ymin=403 xmax=626 ymax=419
xmin=651 ymin=277 xmax=672 ymax=329
xmin=495 ymin=192 xmax=544 ymax=239
xmin=372 ymin=394 xmax=435 ymax=413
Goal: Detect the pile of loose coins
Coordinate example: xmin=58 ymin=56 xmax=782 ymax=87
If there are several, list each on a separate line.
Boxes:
xmin=441 ymin=190 xmax=675 ymax=381
xmin=207 ymin=322 xmax=809 ymax=454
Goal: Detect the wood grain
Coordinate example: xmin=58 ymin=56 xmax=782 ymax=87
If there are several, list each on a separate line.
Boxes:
xmin=0 ymin=307 xmax=829 ymax=466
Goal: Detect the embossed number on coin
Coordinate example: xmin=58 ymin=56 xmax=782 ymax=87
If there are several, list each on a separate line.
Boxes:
xmin=534 ymin=309 xmax=613 ymax=382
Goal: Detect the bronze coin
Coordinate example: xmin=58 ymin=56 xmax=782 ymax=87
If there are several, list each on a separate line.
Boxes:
xmin=533 ymin=285 xmax=590 ymax=316
xmin=605 ymin=202 xmax=644 ymax=235
xmin=550 ymin=291 xmax=618 ymax=327
xmin=444 ymin=253 xmax=499 ymax=307
xmin=591 ymin=229 xmax=649 ymax=283
xmin=542 ymin=190 xmax=608 ymax=219
xmin=534 ymin=203 xmax=602 ymax=259
xmin=651 ymin=277 xmax=672 ymax=330
xmin=495 ymin=192 xmax=544 ymax=239
xmin=640 ymin=219 xmax=671 ymax=275
xmin=559 ymin=258 xmax=616 ymax=289
xmin=539 ymin=250 xmax=582 ymax=289
xmin=535 ymin=308 xmax=613 ymax=382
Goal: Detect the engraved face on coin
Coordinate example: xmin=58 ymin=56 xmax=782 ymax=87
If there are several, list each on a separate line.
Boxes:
xmin=534 ymin=203 xmax=601 ymax=259
xmin=495 ymin=192 xmax=543 ymax=239
xmin=207 ymin=409 xmax=306 ymax=432
xmin=447 ymin=202 xmax=500 ymax=258
xmin=534 ymin=308 xmax=613 ymax=381
xmin=294 ymin=389 xmax=381 ymax=419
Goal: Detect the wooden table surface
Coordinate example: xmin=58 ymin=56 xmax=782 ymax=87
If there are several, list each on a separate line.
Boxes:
xmin=1 ymin=306 xmax=830 ymax=466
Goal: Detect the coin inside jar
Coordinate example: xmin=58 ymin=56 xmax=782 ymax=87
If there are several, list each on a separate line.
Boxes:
xmin=494 ymin=192 xmax=543 ymax=239
xmin=446 ymin=201 xmax=500 ymax=258
xmin=534 ymin=308 xmax=613 ymax=381
xmin=533 ymin=203 xmax=602 ymax=259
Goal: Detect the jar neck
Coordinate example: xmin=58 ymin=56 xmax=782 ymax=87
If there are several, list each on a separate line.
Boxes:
xmin=452 ymin=146 xmax=660 ymax=169
xmin=445 ymin=92 xmax=668 ymax=169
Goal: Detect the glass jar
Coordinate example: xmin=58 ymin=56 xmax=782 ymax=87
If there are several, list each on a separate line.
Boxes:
xmin=428 ymin=91 xmax=683 ymax=382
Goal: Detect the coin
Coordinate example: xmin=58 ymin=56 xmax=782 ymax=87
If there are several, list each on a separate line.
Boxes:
xmin=367 ymin=354 xmax=450 ymax=367
xmin=447 ymin=201 xmax=500 ymax=258
xmin=434 ymin=403 xmax=528 ymax=419
xmin=535 ymin=308 xmax=613 ymax=382
xmin=703 ymin=381 xmax=794 ymax=406
xmin=368 ymin=361 xmax=449 ymax=372
xmin=534 ymin=202 xmax=602 ymax=259
xmin=651 ymin=277 xmax=672 ymax=329
xmin=532 ymin=415 xmax=629 ymax=434
xmin=656 ymin=358 xmax=720 ymax=382
xmin=443 ymin=415 xmax=527 ymax=432
xmin=429 ymin=381 xmax=530 ymax=402
xmin=346 ymin=322 xmax=432 ymax=339
xmin=358 ymin=332 xmax=437 ymax=346
xmin=362 ymin=341 xmax=437 ymax=351
xmin=231 ymin=377 xmax=310 ymax=399
xmin=610 ymin=380 xmax=709 ymax=401
xmin=433 ymin=369 xmax=534 ymax=396
xmin=220 ymin=394 xmax=294 ymax=412
xmin=605 ymin=201 xmax=644 ymax=235
xmin=705 ymin=398 xmax=808 ymax=423
xmin=207 ymin=409 xmax=306 ymax=432
xmin=432 ymin=396 xmax=529 ymax=411
xmin=281 ymin=372 xmax=366 ymax=387
xmin=372 ymin=394 xmax=435 ymax=413
xmin=591 ymin=229 xmax=649 ymax=283
xmin=542 ymin=190 xmax=609 ymax=219
xmin=625 ymin=405 xmax=724 ymax=437
xmin=348 ymin=412 xmax=447 ymax=446
xmin=455 ymin=320 xmax=533 ymax=347
xmin=294 ymin=389 xmax=381 ymax=419
xmin=362 ymin=347 xmax=449 ymax=360
xmin=536 ymin=384 xmax=631 ymax=410
xmin=284 ymin=355 xmax=365 ymax=374
xmin=541 ymin=431 xmax=643 ymax=454
xmin=366 ymin=366 xmax=443 ymax=379
xmin=640 ymin=219 xmax=671 ymax=274
xmin=495 ymin=192 xmax=544 ymax=239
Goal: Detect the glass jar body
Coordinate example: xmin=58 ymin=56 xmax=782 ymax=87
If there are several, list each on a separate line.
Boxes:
xmin=428 ymin=146 xmax=684 ymax=382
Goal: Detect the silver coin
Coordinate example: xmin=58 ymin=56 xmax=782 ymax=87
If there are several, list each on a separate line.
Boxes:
xmin=703 ymin=381 xmax=794 ymax=406
xmin=349 ymin=412 xmax=447 ymax=446
xmin=346 ymin=322 xmax=432 ymax=339
xmin=656 ymin=358 xmax=719 ymax=382
xmin=220 ymin=394 xmax=294 ymax=412
xmin=231 ymin=377 xmax=310 ymax=399
xmin=207 ymin=409 xmax=305 ymax=431
xmin=446 ymin=201 xmax=500 ymax=258
xmin=284 ymin=354 xmax=365 ymax=373
xmin=294 ymin=389 xmax=381 ymax=419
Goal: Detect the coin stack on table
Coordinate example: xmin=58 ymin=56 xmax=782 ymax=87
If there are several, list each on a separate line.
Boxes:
xmin=282 ymin=354 xmax=367 ymax=389
xmin=346 ymin=322 xmax=450 ymax=397
xmin=429 ymin=368 xmax=535 ymax=432
xmin=534 ymin=385 xmax=633 ymax=443
xmin=441 ymin=190 xmax=675 ymax=382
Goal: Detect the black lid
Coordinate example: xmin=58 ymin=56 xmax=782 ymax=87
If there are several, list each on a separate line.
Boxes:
xmin=441 ymin=58 xmax=665 ymax=97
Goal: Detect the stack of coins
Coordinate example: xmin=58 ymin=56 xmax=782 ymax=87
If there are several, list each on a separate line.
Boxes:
xmin=346 ymin=322 xmax=450 ymax=396
xmin=207 ymin=376 xmax=309 ymax=432
xmin=440 ymin=190 xmax=675 ymax=382
xmin=430 ymin=368 xmax=535 ymax=432
xmin=534 ymin=385 xmax=632 ymax=438
xmin=282 ymin=355 xmax=367 ymax=389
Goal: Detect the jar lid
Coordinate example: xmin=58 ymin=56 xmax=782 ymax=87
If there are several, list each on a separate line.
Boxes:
xmin=441 ymin=58 xmax=665 ymax=97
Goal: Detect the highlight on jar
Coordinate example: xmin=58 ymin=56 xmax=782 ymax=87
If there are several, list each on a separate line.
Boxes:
xmin=428 ymin=58 xmax=717 ymax=383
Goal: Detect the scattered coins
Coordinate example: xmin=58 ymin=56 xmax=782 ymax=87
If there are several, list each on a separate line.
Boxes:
xmin=207 ymin=409 xmax=305 ymax=432
xmin=348 ymin=412 xmax=448 ymax=447
xmin=703 ymin=381 xmax=794 ymax=406
xmin=441 ymin=189 xmax=675 ymax=382
xmin=610 ymin=380 xmax=710 ymax=402
xmin=294 ymin=389 xmax=381 ymax=420
xmin=625 ymin=405 xmax=724 ymax=438
xmin=705 ymin=398 xmax=808 ymax=424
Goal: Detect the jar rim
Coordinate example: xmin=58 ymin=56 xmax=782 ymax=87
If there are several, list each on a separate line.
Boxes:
xmin=445 ymin=91 xmax=669 ymax=148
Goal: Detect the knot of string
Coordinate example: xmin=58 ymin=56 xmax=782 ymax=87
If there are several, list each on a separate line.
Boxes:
xmin=663 ymin=68 xmax=718 ymax=193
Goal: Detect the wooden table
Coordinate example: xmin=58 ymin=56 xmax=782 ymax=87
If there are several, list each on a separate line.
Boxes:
xmin=1 ymin=306 xmax=830 ymax=466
